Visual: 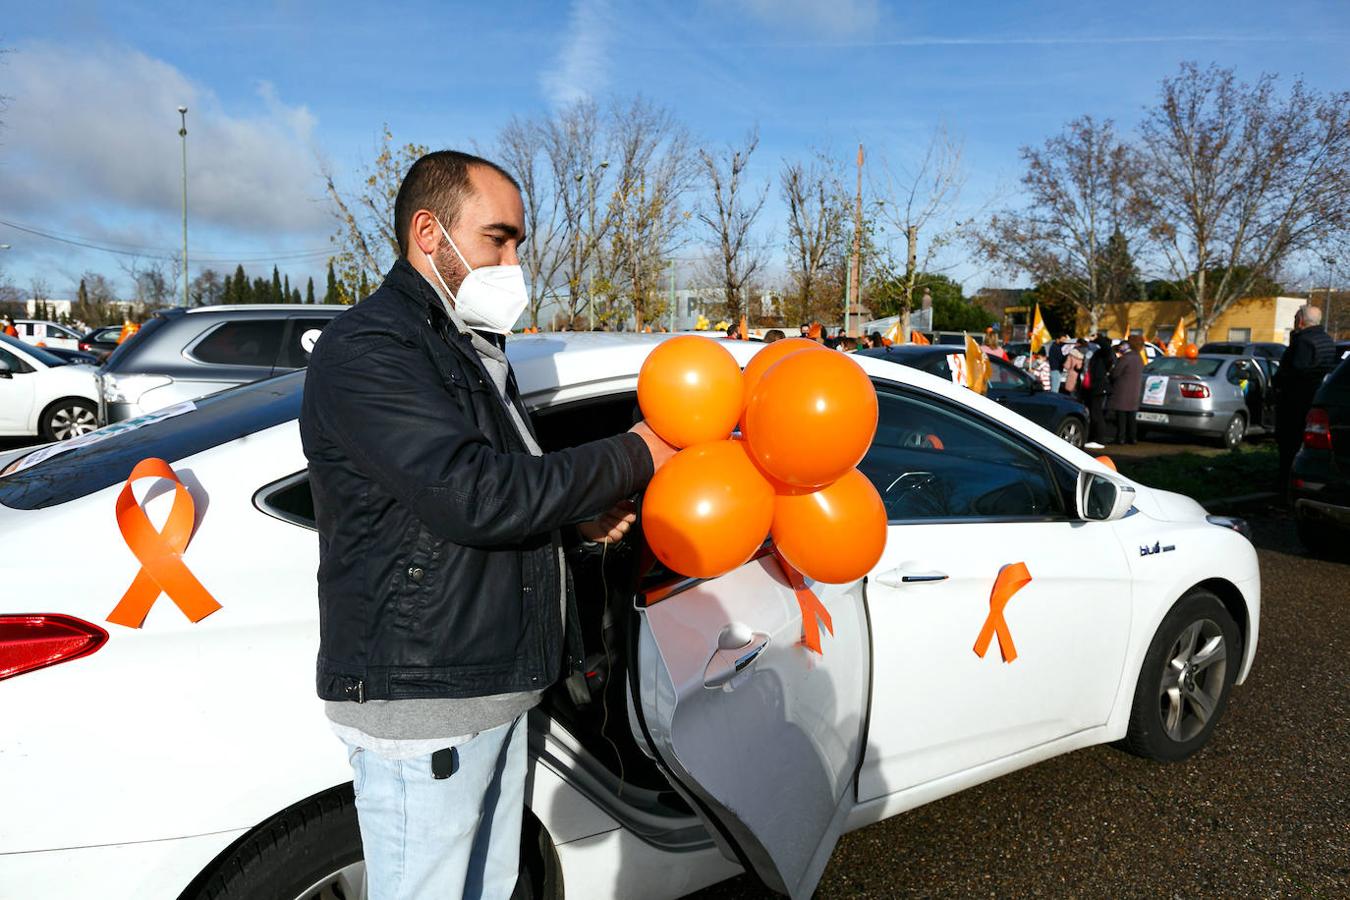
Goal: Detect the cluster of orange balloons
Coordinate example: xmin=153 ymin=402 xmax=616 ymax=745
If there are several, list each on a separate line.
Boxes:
xmin=638 ymin=335 xmax=887 ymax=584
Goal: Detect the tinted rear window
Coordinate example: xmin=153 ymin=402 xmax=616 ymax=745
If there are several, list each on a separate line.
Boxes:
xmin=191 ymin=319 xmax=287 ymax=367
xmin=0 ymin=372 xmax=303 ymax=509
xmin=1146 ymin=358 xmax=1223 ymax=377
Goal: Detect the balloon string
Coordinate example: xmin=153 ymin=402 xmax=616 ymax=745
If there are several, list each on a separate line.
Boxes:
xmin=771 ymin=545 xmax=833 ymax=655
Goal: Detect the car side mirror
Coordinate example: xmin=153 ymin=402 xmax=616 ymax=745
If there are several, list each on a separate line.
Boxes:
xmin=0 ymin=359 xmax=11 ymax=379
xmin=1076 ymin=470 xmax=1136 ymax=521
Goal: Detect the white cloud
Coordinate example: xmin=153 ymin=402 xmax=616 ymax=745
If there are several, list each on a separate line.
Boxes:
xmin=541 ymin=0 xmax=614 ymax=106
xmin=0 ymin=41 xmax=330 ymax=239
xmin=731 ymin=0 xmax=882 ymax=38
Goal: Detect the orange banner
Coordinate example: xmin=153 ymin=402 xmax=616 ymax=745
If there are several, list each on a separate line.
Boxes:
xmin=772 ymin=547 xmax=833 ymax=654
xmin=106 ymin=458 xmax=221 ymax=629
xmin=973 ymin=562 xmax=1031 ymax=663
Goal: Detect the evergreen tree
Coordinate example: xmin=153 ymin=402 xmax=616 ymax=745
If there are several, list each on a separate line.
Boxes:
xmin=77 ymin=278 xmax=89 ymax=307
xmin=324 ymin=261 xmax=339 ymax=304
xmin=271 ymin=266 xmax=283 ymax=304
xmin=290 ymin=288 xmax=302 ymax=304
xmin=233 ymin=265 xmax=248 ymax=304
xmin=283 ymin=274 xmax=292 ymax=304
xmin=254 ymin=277 xmax=269 ymax=302
xmin=306 ymin=276 xmax=315 ymax=305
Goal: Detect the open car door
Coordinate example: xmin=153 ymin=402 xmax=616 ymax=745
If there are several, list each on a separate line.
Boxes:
xmin=630 ymin=552 xmax=872 ymax=898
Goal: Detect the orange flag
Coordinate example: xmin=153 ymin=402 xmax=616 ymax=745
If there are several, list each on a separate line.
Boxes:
xmin=739 ymin=315 xmax=749 ymax=340
xmin=106 ymin=458 xmax=221 ymax=628
xmin=964 ymin=334 xmax=989 ymax=394
xmin=910 ymin=330 xmax=930 ymax=346
xmin=973 ymin=562 xmax=1031 ymax=663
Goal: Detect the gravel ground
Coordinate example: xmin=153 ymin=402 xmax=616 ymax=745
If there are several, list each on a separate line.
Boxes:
xmin=690 ymin=509 xmax=1349 ymax=899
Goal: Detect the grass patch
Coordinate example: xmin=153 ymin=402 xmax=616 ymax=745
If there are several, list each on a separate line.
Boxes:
xmin=1113 ymin=444 xmax=1279 ymax=501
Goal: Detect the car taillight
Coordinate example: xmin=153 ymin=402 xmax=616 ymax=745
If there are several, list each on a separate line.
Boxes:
xmin=1304 ymin=408 xmax=1333 ymax=450
xmin=1179 ymin=382 xmax=1211 ymax=399
xmin=0 ymin=614 xmax=108 ymax=682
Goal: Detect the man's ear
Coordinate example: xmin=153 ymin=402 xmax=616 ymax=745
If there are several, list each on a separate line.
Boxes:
xmin=409 ymin=209 xmax=442 ymax=257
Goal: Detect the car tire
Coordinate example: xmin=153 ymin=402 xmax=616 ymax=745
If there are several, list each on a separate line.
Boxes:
xmin=1117 ymin=589 xmax=1240 ymax=762
xmin=183 ymin=784 xmax=560 ymax=900
xmin=1055 ymin=416 xmax=1086 ymax=448
xmin=1218 ymin=412 xmax=1247 ymax=450
xmin=39 ymin=398 xmax=98 ymax=442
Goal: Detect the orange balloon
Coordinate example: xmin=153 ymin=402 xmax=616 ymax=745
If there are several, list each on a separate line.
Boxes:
xmin=1184 ymin=343 xmax=1199 ymax=361
xmin=744 ymin=350 xmax=878 ymax=488
xmin=739 ymin=338 xmax=825 ymax=431
xmin=772 ymin=468 xmax=887 ymax=584
xmin=1095 ymin=455 xmax=1117 ymax=472
xmin=642 ymin=440 xmax=774 ymax=579
xmin=638 ymin=336 xmax=744 ymax=448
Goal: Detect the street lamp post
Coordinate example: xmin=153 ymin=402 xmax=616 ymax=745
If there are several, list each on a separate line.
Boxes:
xmin=178 ymin=106 xmax=189 ymax=307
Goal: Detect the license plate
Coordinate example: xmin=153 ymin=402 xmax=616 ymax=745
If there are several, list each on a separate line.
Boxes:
xmin=1137 ymin=412 xmax=1169 ymax=424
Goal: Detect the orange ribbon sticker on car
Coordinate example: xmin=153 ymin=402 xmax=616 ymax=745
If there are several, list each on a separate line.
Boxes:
xmin=106 ymin=458 xmax=221 ymax=629
xmin=973 ymin=562 xmax=1031 ymax=663
xmin=772 ymin=547 xmax=833 ymax=655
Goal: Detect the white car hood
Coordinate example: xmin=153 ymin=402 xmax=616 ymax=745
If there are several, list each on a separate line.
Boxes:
xmin=1130 ymin=484 xmax=1209 ymax=523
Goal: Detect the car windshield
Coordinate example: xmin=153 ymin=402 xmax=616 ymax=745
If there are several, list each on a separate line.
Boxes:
xmin=1146 ymin=358 xmax=1223 ymax=376
xmin=0 ymin=333 xmax=67 ymax=367
xmin=0 ymin=372 xmax=304 ymax=509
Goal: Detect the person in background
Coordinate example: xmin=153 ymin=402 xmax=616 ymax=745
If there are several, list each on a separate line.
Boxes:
xmin=1028 ymin=348 xmax=1052 ymax=392
xmin=1047 ymin=336 xmax=1068 ymax=393
xmin=1108 ymin=334 xmax=1146 ymax=445
xmin=1 ymin=315 xmax=17 ymax=338
xmin=799 ymin=323 xmax=810 ymax=338
xmin=807 ymin=323 xmax=824 ymax=345
xmin=835 ymin=335 xmax=858 ymax=353
xmin=725 ymin=322 xmax=741 ymax=340
xmin=868 ymin=330 xmax=885 ymax=349
xmin=1062 ymin=338 xmax=1087 ymax=395
xmin=1083 ymin=334 xmax=1115 ymax=449
xmin=763 ymin=328 xmax=785 ymax=343
xmin=1275 ymin=304 xmax=1338 ymax=485
xmin=982 ymin=331 xmax=1008 ymax=360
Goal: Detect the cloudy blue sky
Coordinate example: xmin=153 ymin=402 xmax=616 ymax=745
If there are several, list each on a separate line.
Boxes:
xmin=1 ymin=0 xmax=1347 ymax=299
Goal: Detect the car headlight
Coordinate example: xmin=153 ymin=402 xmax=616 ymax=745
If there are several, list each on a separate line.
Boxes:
xmin=101 ymin=373 xmax=172 ymax=404
xmin=1206 ymin=514 xmax=1252 ymax=541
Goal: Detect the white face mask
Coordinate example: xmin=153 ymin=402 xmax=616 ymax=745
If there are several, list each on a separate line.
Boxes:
xmin=423 ymin=218 xmax=529 ymax=335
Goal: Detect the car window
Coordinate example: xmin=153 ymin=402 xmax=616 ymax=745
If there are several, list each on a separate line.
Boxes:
xmin=859 ymin=384 xmax=1064 ymax=522
xmin=1254 ymin=357 xmax=1273 ymax=381
xmin=0 ymin=345 xmax=33 ymax=374
xmin=0 ymin=333 xmax=62 ymax=368
xmin=103 ymin=314 xmax=171 ymax=367
xmin=191 ymin=319 xmax=287 ymax=368
xmin=1146 ymin=358 xmax=1223 ymax=377
xmin=987 ymin=357 xmax=1031 ymax=390
xmin=1227 ymin=360 xmax=1257 ymax=385
xmin=0 ymin=373 xmax=303 ymax=509
xmin=276 ymin=318 xmax=336 ymax=369
xmin=255 ymin=472 xmax=315 ymax=529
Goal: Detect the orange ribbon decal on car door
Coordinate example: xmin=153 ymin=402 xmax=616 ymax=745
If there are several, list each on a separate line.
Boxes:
xmin=772 ymin=547 xmax=833 ymax=654
xmin=106 ymin=458 xmax=221 ymax=629
xmin=973 ymin=562 xmax=1031 ymax=663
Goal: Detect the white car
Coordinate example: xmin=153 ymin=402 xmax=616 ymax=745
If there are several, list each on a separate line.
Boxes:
xmin=0 ymin=333 xmax=1260 ymax=900
xmin=0 ymin=333 xmax=101 ymax=440
xmin=12 ymin=318 xmax=85 ymax=351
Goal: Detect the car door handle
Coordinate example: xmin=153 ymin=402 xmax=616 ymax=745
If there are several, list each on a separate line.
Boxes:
xmin=704 ymin=623 xmax=771 ymax=689
xmin=874 ymin=567 xmax=949 ymax=588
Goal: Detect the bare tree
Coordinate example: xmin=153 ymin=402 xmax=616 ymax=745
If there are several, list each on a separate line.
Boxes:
xmin=1138 ymin=63 xmax=1350 ymax=341
xmin=190 ymin=268 xmax=224 ymax=306
xmin=781 ymin=151 xmax=849 ymax=326
xmin=602 ymin=98 xmax=696 ymax=331
xmin=322 ymin=126 xmax=425 ymax=301
xmin=975 ymin=116 xmax=1144 ymax=333
xmin=871 ymin=127 xmax=968 ymax=327
xmin=543 ymin=100 xmax=615 ymax=327
xmin=498 ymin=115 xmax=568 ymax=329
xmin=695 ymin=129 xmax=769 ymax=322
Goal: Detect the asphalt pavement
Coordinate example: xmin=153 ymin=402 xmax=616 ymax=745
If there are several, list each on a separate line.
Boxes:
xmin=689 ymin=508 xmax=1349 ymax=899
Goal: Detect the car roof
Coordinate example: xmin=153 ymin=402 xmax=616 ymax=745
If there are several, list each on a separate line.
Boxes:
xmin=178 ymin=304 xmax=349 ymax=316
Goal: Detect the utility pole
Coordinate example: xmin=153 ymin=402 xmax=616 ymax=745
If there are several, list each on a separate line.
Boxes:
xmin=847 ymin=143 xmax=864 ymax=337
xmin=178 ymin=106 xmax=189 ymax=307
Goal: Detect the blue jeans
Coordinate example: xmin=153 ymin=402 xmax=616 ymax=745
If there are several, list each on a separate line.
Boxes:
xmin=342 ymin=715 xmax=527 ymax=900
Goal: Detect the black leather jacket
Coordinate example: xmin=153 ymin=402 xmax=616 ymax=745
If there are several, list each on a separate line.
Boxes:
xmin=300 ymin=259 xmax=653 ymax=703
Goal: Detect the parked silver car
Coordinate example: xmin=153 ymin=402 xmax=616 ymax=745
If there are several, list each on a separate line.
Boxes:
xmin=1135 ymin=354 xmax=1276 ymax=448
xmin=98 ymin=304 xmax=345 ymax=423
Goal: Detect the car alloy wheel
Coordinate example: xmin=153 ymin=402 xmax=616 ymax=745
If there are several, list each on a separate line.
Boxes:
xmin=1158 ymin=618 xmax=1228 ymax=743
xmin=294 ymin=861 xmax=366 ymax=900
xmin=1224 ymin=413 xmax=1246 ymax=449
xmin=47 ymin=402 xmax=98 ymax=440
xmin=1056 ymin=417 xmax=1084 ymax=448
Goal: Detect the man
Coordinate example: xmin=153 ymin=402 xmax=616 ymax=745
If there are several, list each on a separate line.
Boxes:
xmin=1275 ymin=304 xmax=1338 ymax=484
xmin=1047 ymin=335 xmax=1068 ymax=393
xmin=300 ymin=150 xmax=677 ymax=899
xmin=1083 ymin=333 xmax=1115 ymax=449
xmin=763 ymin=328 xmax=785 ymax=343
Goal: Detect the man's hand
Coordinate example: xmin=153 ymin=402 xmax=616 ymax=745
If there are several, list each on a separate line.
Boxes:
xmin=578 ymin=500 xmax=637 ymax=544
xmin=629 ymin=420 xmax=679 ymax=472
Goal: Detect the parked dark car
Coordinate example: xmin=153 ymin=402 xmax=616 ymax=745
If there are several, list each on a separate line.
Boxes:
xmin=858 ymin=345 xmax=1090 ymax=447
xmin=1199 ymin=340 xmax=1286 ymax=362
xmin=98 ymin=304 xmax=346 ymax=423
xmin=1289 ymin=355 xmax=1350 ymax=558
xmin=78 ymin=325 xmax=124 ymax=360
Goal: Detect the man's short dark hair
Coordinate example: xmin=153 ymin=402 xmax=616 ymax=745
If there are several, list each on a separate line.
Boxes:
xmin=394 ymin=151 xmax=521 ymax=258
